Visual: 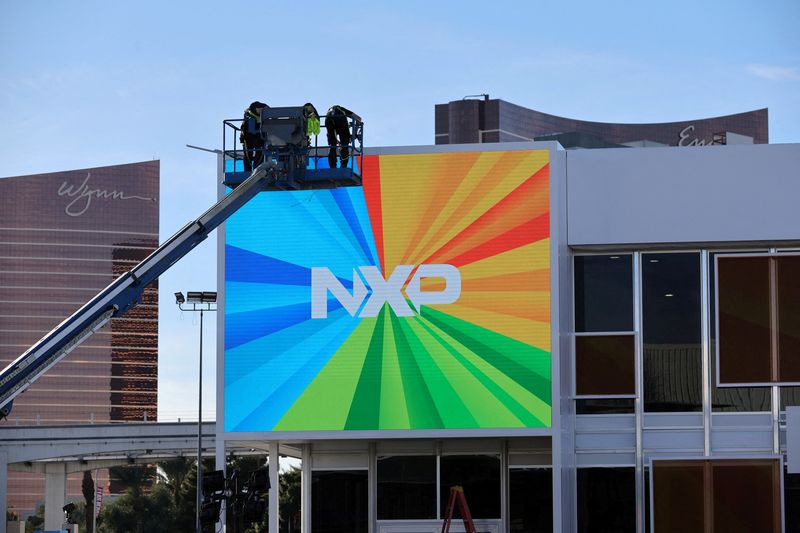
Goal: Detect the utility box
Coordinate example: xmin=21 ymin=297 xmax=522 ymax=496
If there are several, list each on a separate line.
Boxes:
xmin=6 ymin=521 xmax=24 ymax=533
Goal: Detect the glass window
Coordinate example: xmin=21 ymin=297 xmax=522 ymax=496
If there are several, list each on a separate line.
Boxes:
xmin=651 ymin=461 xmax=705 ymax=533
xmin=575 ymin=335 xmax=635 ymax=396
xmin=576 ymin=398 xmax=635 ymax=414
xmin=509 ymin=468 xmax=552 ymax=533
xmin=642 ymin=253 xmax=702 ymax=412
xmin=650 ymin=459 xmax=781 ymax=533
xmin=781 ymin=387 xmax=800 ymax=411
xmin=785 ymin=470 xmax=800 ymax=533
xmin=712 ymin=461 xmax=780 ymax=532
xmin=577 ymin=467 xmax=635 ymax=533
xmin=311 ymin=470 xmax=368 ymax=533
xmin=716 ymin=255 xmax=772 ymax=383
xmin=574 ymin=255 xmax=633 ymax=332
xmin=440 ymin=455 xmax=501 ymax=519
xmin=777 ymin=256 xmax=800 ymax=382
xmin=709 ymin=253 xmax=770 ymax=411
xmin=716 ymin=254 xmax=800 ymax=386
xmin=377 ymin=456 xmax=436 ymax=519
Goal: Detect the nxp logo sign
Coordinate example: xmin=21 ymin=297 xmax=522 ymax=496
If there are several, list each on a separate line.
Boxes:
xmin=311 ymin=264 xmax=461 ymax=318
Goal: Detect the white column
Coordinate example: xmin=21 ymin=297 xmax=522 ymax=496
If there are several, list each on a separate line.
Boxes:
xmin=301 ymin=444 xmax=311 ymax=533
xmin=268 ymin=442 xmax=279 ymax=533
xmin=44 ymin=463 xmax=67 ymax=530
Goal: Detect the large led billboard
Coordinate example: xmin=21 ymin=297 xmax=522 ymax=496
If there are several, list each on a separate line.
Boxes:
xmin=223 ymin=149 xmax=551 ymax=432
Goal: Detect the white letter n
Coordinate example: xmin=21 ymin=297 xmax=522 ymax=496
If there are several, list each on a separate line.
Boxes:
xmin=311 ymin=268 xmax=367 ymax=318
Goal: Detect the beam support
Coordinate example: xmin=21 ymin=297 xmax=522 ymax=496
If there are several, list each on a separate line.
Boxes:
xmin=44 ymin=462 xmax=67 ymax=530
xmin=269 ymin=442 xmax=279 ymax=532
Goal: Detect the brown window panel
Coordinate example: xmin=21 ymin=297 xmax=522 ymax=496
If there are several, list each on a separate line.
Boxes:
xmin=777 ymin=255 xmax=800 ymax=382
xmin=651 ymin=458 xmax=781 ymax=533
xmin=575 ymin=335 xmax=635 ymax=396
xmin=717 ymin=256 xmax=772 ymax=384
xmin=718 ymin=254 xmax=800 ymax=385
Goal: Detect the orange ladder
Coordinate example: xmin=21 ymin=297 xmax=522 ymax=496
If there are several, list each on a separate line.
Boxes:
xmin=441 ymin=485 xmax=476 ymax=533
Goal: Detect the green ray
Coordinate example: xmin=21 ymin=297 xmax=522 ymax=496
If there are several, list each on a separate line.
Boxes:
xmin=414 ymin=316 xmax=550 ymax=426
xmin=378 ymin=311 xmax=411 ymax=429
xmin=345 ymin=308 xmax=386 ymax=429
xmin=421 ymin=307 xmax=551 ymax=401
xmin=273 ymin=318 xmax=378 ymax=431
xmin=390 ymin=312 xmax=445 ymax=429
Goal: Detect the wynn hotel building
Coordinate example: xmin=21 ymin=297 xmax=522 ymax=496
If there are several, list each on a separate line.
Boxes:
xmin=0 ymin=161 xmax=159 ymax=516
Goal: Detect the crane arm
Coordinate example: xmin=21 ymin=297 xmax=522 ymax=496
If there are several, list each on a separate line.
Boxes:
xmin=0 ymin=162 xmax=277 ymax=417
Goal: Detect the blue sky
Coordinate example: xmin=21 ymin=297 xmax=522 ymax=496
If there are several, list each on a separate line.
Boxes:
xmin=1 ymin=0 xmax=798 ymax=420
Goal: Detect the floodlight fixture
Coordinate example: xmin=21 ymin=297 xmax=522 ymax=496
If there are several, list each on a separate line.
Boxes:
xmin=202 ymin=469 xmax=226 ymax=495
xmin=186 ymin=291 xmax=203 ymax=303
xmin=175 ymin=292 xmax=186 ymax=304
xmin=186 ymin=291 xmax=217 ymax=304
xmin=202 ymin=291 xmax=217 ymax=303
xmin=247 ymin=466 xmax=270 ymax=492
xmin=199 ymin=499 xmax=221 ymax=526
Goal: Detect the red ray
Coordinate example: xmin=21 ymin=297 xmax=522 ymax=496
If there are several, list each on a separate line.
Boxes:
xmin=431 ymin=212 xmax=550 ymax=268
xmin=420 ymin=164 xmax=549 ymax=267
xmin=362 ymin=155 xmax=385 ymax=273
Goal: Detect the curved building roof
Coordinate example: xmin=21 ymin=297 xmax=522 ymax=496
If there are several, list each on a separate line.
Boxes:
xmin=435 ymin=98 xmax=768 ymax=147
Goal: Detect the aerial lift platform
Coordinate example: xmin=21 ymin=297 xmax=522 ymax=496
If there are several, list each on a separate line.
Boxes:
xmin=0 ymin=105 xmax=363 ymax=418
xmin=223 ymin=105 xmax=363 ymax=190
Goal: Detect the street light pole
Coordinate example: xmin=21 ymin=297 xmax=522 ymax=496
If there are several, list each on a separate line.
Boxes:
xmin=197 ymin=305 xmax=203 ymax=533
xmin=175 ymin=291 xmax=217 ymax=533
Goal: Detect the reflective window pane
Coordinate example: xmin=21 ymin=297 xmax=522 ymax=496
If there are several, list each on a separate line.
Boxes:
xmin=778 ymin=256 xmax=800 ymax=382
xmin=717 ymin=256 xmax=772 ymax=383
xmin=577 ymin=468 xmax=635 ymax=533
xmin=377 ymin=456 xmax=436 ymax=519
xmin=643 ymin=253 xmax=701 ymax=412
xmin=575 ymin=335 xmax=635 ymax=396
xmin=712 ymin=461 xmax=780 ymax=533
xmin=440 ymin=455 xmax=501 ymax=519
xmin=574 ymin=255 xmax=633 ymax=332
xmin=651 ymin=459 xmax=781 ymax=533
xmin=509 ymin=468 xmax=552 ymax=533
xmin=576 ymin=398 xmax=635 ymax=414
xmin=651 ymin=461 xmax=705 ymax=533
xmin=710 ymin=253 xmax=770 ymax=411
xmin=785 ymin=470 xmax=800 ymax=533
xmin=311 ymin=470 xmax=368 ymax=533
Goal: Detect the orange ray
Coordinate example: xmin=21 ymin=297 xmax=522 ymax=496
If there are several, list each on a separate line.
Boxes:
xmin=404 ymin=152 xmax=548 ymax=265
xmin=416 ymin=165 xmax=548 ymax=267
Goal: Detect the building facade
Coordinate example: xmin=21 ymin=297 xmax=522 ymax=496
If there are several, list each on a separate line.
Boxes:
xmin=0 ymin=161 xmax=159 ymax=516
xmin=217 ymin=140 xmax=799 ymax=532
xmin=435 ymin=97 xmax=768 ymax=148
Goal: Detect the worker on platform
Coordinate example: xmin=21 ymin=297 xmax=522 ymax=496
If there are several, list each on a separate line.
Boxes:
xmin=325 ymin=105 xmax=354 ymax=169
xmin=303 ymin=103 xmax=321 ymax=140
xmin=240 ymin=101 xmax=268 ymax=171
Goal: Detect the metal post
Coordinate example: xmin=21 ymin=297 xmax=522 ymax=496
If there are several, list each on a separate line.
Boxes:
xmin=197 ymin=307 xmax=203 ymax=533
xmin=92 ymin=468 xmax=100 ymax=533
xmin=175 ymin=291 xmax=216 ymax=532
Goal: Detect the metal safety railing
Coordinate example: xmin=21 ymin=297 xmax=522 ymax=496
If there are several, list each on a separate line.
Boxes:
xmin=222 ymin=107 xmax=364 ymax=177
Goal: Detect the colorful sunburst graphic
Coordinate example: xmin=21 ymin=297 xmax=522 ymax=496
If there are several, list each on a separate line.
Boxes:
xmin=224 ymin=150 xmax=551 ymax=432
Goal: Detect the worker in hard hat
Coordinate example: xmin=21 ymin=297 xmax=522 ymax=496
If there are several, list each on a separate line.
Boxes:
xmin=303 ymin=103 xmax=321 ymax=140
xmin=240 ymin=101 xmax=268 ymax=171
xmin=325 ymin=105 xmax=354 ymax=169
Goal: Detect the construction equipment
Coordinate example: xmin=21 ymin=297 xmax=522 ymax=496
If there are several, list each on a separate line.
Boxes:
xmin=0 ymin=108 xmax=364 ymax=418
xmin=441 ymin=485 xmax=477 ymax=533
xmin=223 ymin=105 xmax=363 ymax=190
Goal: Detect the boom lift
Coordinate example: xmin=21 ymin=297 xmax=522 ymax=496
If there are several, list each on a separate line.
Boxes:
xmin=0 ymin=105 xmax=363 ymax=418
